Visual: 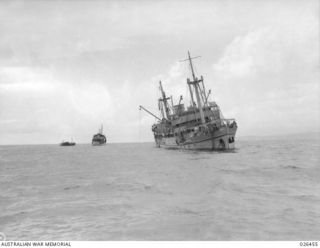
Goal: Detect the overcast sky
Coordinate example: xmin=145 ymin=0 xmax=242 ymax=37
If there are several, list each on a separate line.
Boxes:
xmin=0 ymin=0 xmax=319 ymax=145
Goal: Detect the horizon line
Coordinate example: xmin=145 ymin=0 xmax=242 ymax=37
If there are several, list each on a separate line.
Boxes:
xmin=1 ymin=131 xmax=319 ymax=146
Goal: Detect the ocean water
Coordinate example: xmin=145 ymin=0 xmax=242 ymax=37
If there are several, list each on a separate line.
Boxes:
xmin=0 ymin=135 xmax=319 ymax=241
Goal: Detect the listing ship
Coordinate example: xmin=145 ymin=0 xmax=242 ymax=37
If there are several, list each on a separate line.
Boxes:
xmin=92 ymin=125 xmax=107 ymax=146
xmin=140 ymin=51 xmax=237 ymax=150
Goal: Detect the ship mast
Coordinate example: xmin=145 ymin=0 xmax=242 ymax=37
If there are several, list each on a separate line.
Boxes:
xmin=159 ymin=81 xmax=170 ymax=119
xmin=99 ymin=124 xmax=103 ymax=134
xmin=185 ymin=51 xmax=205 ymax=124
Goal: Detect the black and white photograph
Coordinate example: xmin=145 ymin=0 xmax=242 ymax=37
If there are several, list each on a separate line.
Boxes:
xmin=0 ymin=0 xmax=319 ymax=245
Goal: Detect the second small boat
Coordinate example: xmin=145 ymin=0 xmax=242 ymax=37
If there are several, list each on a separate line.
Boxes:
xmin=92 ymin=125 xmax=107 ymax=146
xmin=60 ymin=140 xmax=76 ymax=146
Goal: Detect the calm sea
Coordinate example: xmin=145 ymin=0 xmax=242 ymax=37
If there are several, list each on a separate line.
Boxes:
xmin=0 ymin=135 xmax=319 ymax=240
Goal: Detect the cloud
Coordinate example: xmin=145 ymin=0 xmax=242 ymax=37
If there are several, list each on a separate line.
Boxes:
xmin=0 ymin=66 xmax=55 ymax=92
xmin=211 ymin=19 xmax=319 ymax=136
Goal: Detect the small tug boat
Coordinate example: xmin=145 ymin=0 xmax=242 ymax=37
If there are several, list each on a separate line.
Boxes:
xmin=60 ymin=140 xmax=76 ymax=146
xmin=92 ymin=125 xmax=107 ymax=146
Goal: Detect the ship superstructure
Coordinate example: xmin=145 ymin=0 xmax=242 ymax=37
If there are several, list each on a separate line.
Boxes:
xmin=140 ymin=51 xmax=237 ymax=150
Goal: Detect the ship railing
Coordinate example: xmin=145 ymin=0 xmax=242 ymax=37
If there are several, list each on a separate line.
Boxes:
xmin=219 ymin=118 xmax=237 ymax=128
xmin=174 ymin=118 xmax=236 ymax=134
xmin=205 ymin=118 xmax=234 ymax=124
xmin=198 ymin=118 xmax=236 ymax=129
xmin=221 ymin=118 xmax=236 ymax=124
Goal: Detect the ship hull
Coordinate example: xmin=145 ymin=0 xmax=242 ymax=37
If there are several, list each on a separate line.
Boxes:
xmin=60 ymin=142 xmax=76 ymax=146
xmin=92 ymin=141 xmax=106 ymax=146
xmin=155 ymin=125 xmax=237 ymax=151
